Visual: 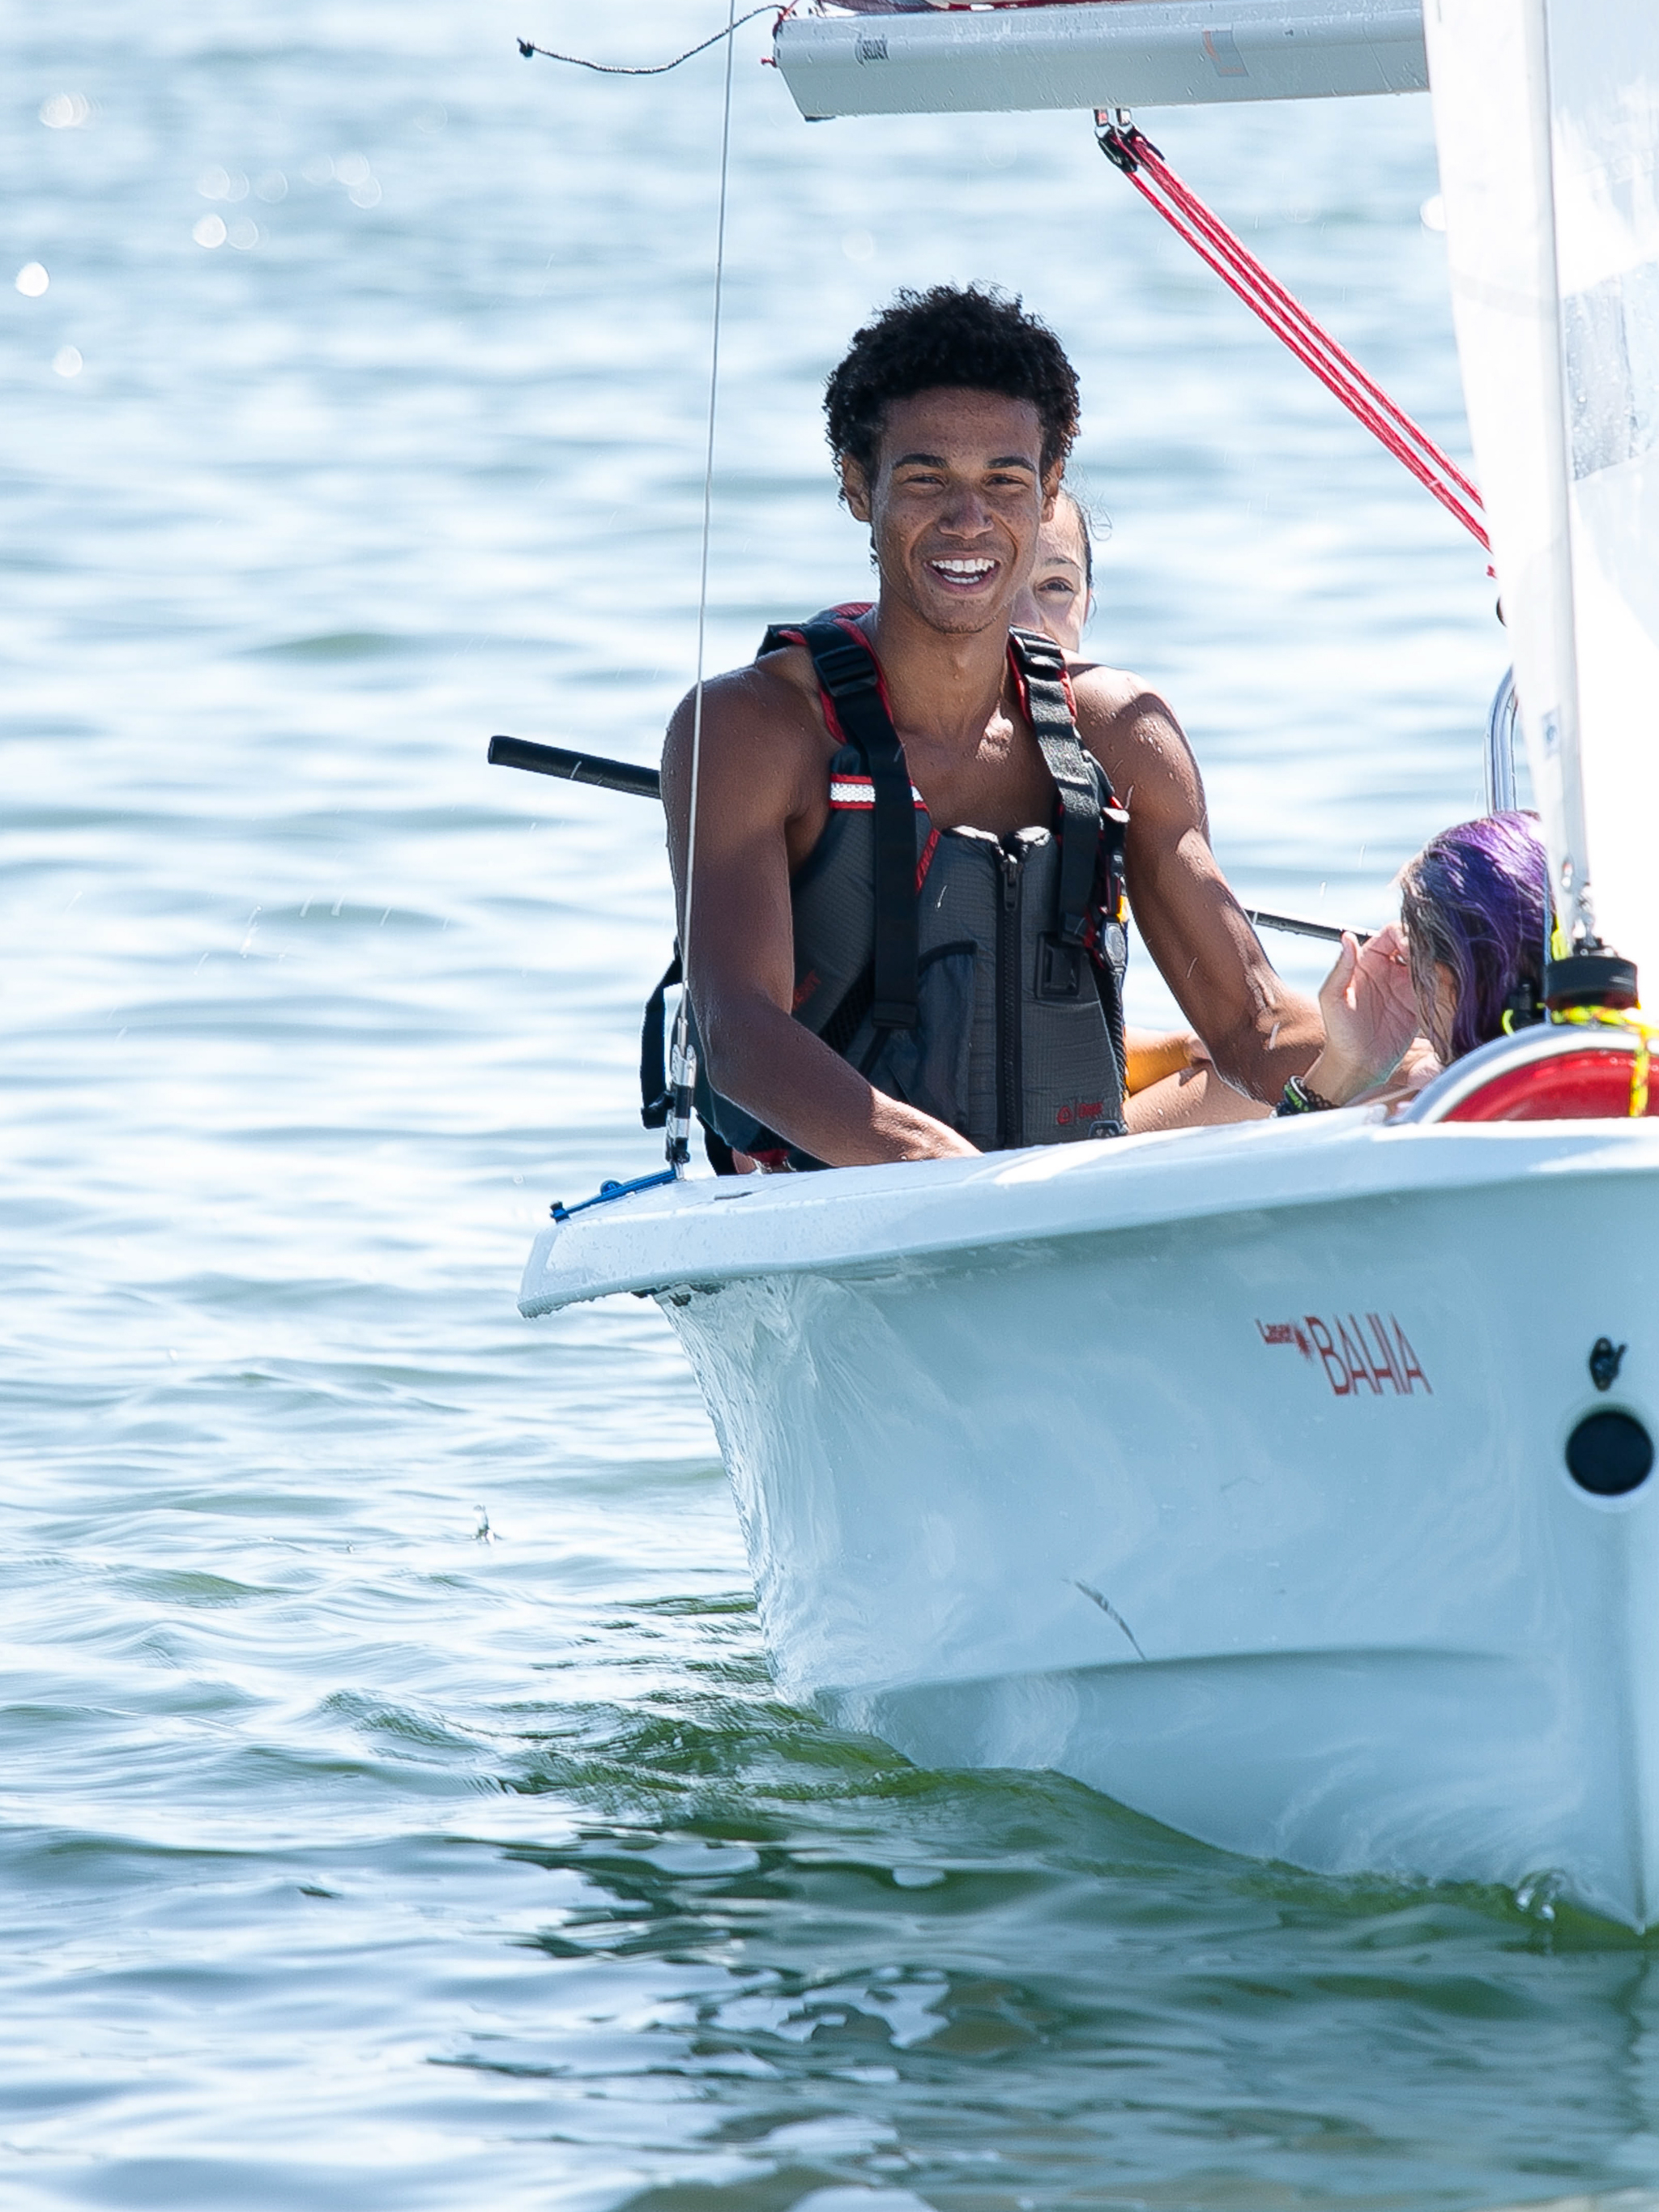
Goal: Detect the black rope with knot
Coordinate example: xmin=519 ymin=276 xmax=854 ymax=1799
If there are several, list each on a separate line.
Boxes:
xmin=518 ymin=5 xmax=778 ymax=75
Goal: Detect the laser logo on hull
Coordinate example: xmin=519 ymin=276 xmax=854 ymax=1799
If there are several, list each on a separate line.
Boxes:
xmin=1256 ymin=1314 xmax=1432 ymax=1396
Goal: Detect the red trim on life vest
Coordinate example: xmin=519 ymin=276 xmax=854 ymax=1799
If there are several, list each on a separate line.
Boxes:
xmin=1006 ymin=637 xmax=1030 ymax=725
xmin=915 ymin=827 xmax=940 ymax=891
xmin=1005 ymin=637 xmax=1080 ymax=729
xmin=770 ymin=605 xmax=887 ymax=751
xmin=830 ymin=774 xmax=928 ymax=810
xmin=821 ymin=604 xmax=896 ymax=745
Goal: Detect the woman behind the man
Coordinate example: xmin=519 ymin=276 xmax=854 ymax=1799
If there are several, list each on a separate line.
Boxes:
xmin=1290 ymin=809 xmax=1548 ymax=1113
xmin=1015 ymin=490 xmax=1263 ymax=1125
xmin=1013 ymin=503 xmax=1550 ymax=1119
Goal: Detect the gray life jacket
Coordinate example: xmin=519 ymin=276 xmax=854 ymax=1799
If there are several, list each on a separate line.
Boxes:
xmin=642 ymin=607 xmax=1129 ymax=1170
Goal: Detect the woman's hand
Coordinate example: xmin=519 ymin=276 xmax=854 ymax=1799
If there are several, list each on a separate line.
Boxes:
xmin=1302 ymin=923 xmax=1422 ymax=1106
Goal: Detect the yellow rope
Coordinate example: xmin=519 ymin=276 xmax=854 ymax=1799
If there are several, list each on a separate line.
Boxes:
xmin=1552 ymin=1003 xmax=1659 ymax=1117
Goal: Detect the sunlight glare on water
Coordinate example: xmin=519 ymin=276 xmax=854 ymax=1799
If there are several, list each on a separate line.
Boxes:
xmin=6 ymin=3 xmax=1651 ymax=2210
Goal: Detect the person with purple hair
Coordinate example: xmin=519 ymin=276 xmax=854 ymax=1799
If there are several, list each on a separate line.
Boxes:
xmin=1279 ymin=809 xmax=1549 ymax=1114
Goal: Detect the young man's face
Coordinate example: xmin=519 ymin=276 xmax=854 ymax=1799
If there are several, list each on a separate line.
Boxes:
xmin=840 ymin=387 xmax=1059 ymax=637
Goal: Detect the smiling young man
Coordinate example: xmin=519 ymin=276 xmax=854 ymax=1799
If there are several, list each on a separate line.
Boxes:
xmin=659 ymin=286 xmax=1320 ymax=1169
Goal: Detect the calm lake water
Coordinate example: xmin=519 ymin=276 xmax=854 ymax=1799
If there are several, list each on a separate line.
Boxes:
xmin=6 ymin=5 xmax=1648 ymax=2209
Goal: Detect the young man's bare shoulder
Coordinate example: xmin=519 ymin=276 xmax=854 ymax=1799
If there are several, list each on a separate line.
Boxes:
xmin=1066 ymin=661 xmax=1199 ymax=815
xmin=665 ymin=646 xmax=821 ymax=744
xmin=1066 ymin=658 xmax=1167 ymax=722
xmin=1070 ymin=658 xmax=1191 ymax=749
xmin=662 ymin=646 xmax=830 ymax=824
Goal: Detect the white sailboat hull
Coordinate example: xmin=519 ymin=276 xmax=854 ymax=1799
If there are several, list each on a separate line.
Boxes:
xmin=522 ymin=1115 xmax=1659 ymax=1926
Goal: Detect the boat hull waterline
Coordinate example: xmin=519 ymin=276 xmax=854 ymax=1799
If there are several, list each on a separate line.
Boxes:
xmin=520 ymin=1115 xmax=1659 ymax=1927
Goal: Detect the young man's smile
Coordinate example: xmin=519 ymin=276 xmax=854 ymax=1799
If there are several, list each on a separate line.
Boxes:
xmin=927 ymin=554 xmax=1000 ymax=590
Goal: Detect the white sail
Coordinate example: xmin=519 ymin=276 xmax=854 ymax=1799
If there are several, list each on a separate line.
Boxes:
xmin=1424 ymin=0 xmax=1659 ymax=994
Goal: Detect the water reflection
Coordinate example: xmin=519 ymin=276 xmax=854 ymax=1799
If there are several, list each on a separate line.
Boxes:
xmin=40 ymin=92 xmax=92 ymax=130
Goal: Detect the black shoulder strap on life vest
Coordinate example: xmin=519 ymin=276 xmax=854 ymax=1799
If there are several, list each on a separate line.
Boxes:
xmin=761 ymin=616 xmax=918 ymax=1032
xmin=1009 ymin=627 xmax=1107 ymax=948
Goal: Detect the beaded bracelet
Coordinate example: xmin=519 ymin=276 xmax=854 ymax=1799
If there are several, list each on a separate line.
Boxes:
xmin=1274 ymin=1075 xmax=1338 ymax=1116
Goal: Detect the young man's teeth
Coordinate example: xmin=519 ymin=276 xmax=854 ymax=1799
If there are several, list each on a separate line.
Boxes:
xmin=932 ymin=559 xmax=995 ymax=578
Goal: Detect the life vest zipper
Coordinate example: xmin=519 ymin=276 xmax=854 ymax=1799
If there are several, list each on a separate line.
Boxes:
xmin=996 ymin=840 xmax=1025 ymax=1150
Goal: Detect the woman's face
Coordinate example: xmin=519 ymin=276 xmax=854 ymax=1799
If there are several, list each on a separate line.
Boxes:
xmin=1012 ymin=499 xmax=1091 ymax=655
xmin=1398 ymin=873 xmax=1461 ymax=1066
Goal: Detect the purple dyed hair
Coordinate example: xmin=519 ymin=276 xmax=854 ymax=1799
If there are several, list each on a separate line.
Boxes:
xmin=1398 ymin=810 xmax=1548 ymax=1060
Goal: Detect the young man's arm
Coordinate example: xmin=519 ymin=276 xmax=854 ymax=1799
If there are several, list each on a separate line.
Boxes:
xmin=660 ymin=662 xmax=978 ymax=1166
xmin=1077 ymin=673 xmax=1323 ymax=1100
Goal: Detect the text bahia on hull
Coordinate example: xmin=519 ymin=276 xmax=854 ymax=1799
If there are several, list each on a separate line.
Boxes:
xmin=518 ymin=0 xmax=1659 ymax=1926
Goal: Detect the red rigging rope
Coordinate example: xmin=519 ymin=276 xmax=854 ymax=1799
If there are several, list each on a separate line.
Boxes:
xmin=1098 ymin=121 xmax=1491 ymax=555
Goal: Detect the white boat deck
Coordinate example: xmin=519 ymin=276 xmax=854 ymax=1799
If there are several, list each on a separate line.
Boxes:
xmin=519 ymin=1113 xmax=1658 ymax=1315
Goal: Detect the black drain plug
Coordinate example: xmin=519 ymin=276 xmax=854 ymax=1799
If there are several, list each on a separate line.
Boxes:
xmin=1566 ymin=1410 xmax=1655 ymax=1497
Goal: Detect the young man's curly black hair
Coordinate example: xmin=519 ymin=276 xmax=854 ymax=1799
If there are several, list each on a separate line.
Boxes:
xmin=824 ymin=284 xmax=1081 ymax=481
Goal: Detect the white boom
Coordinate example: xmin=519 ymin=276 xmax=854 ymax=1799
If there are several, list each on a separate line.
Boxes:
xmin=773 ymin=0 xmax=1427 ymax=121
